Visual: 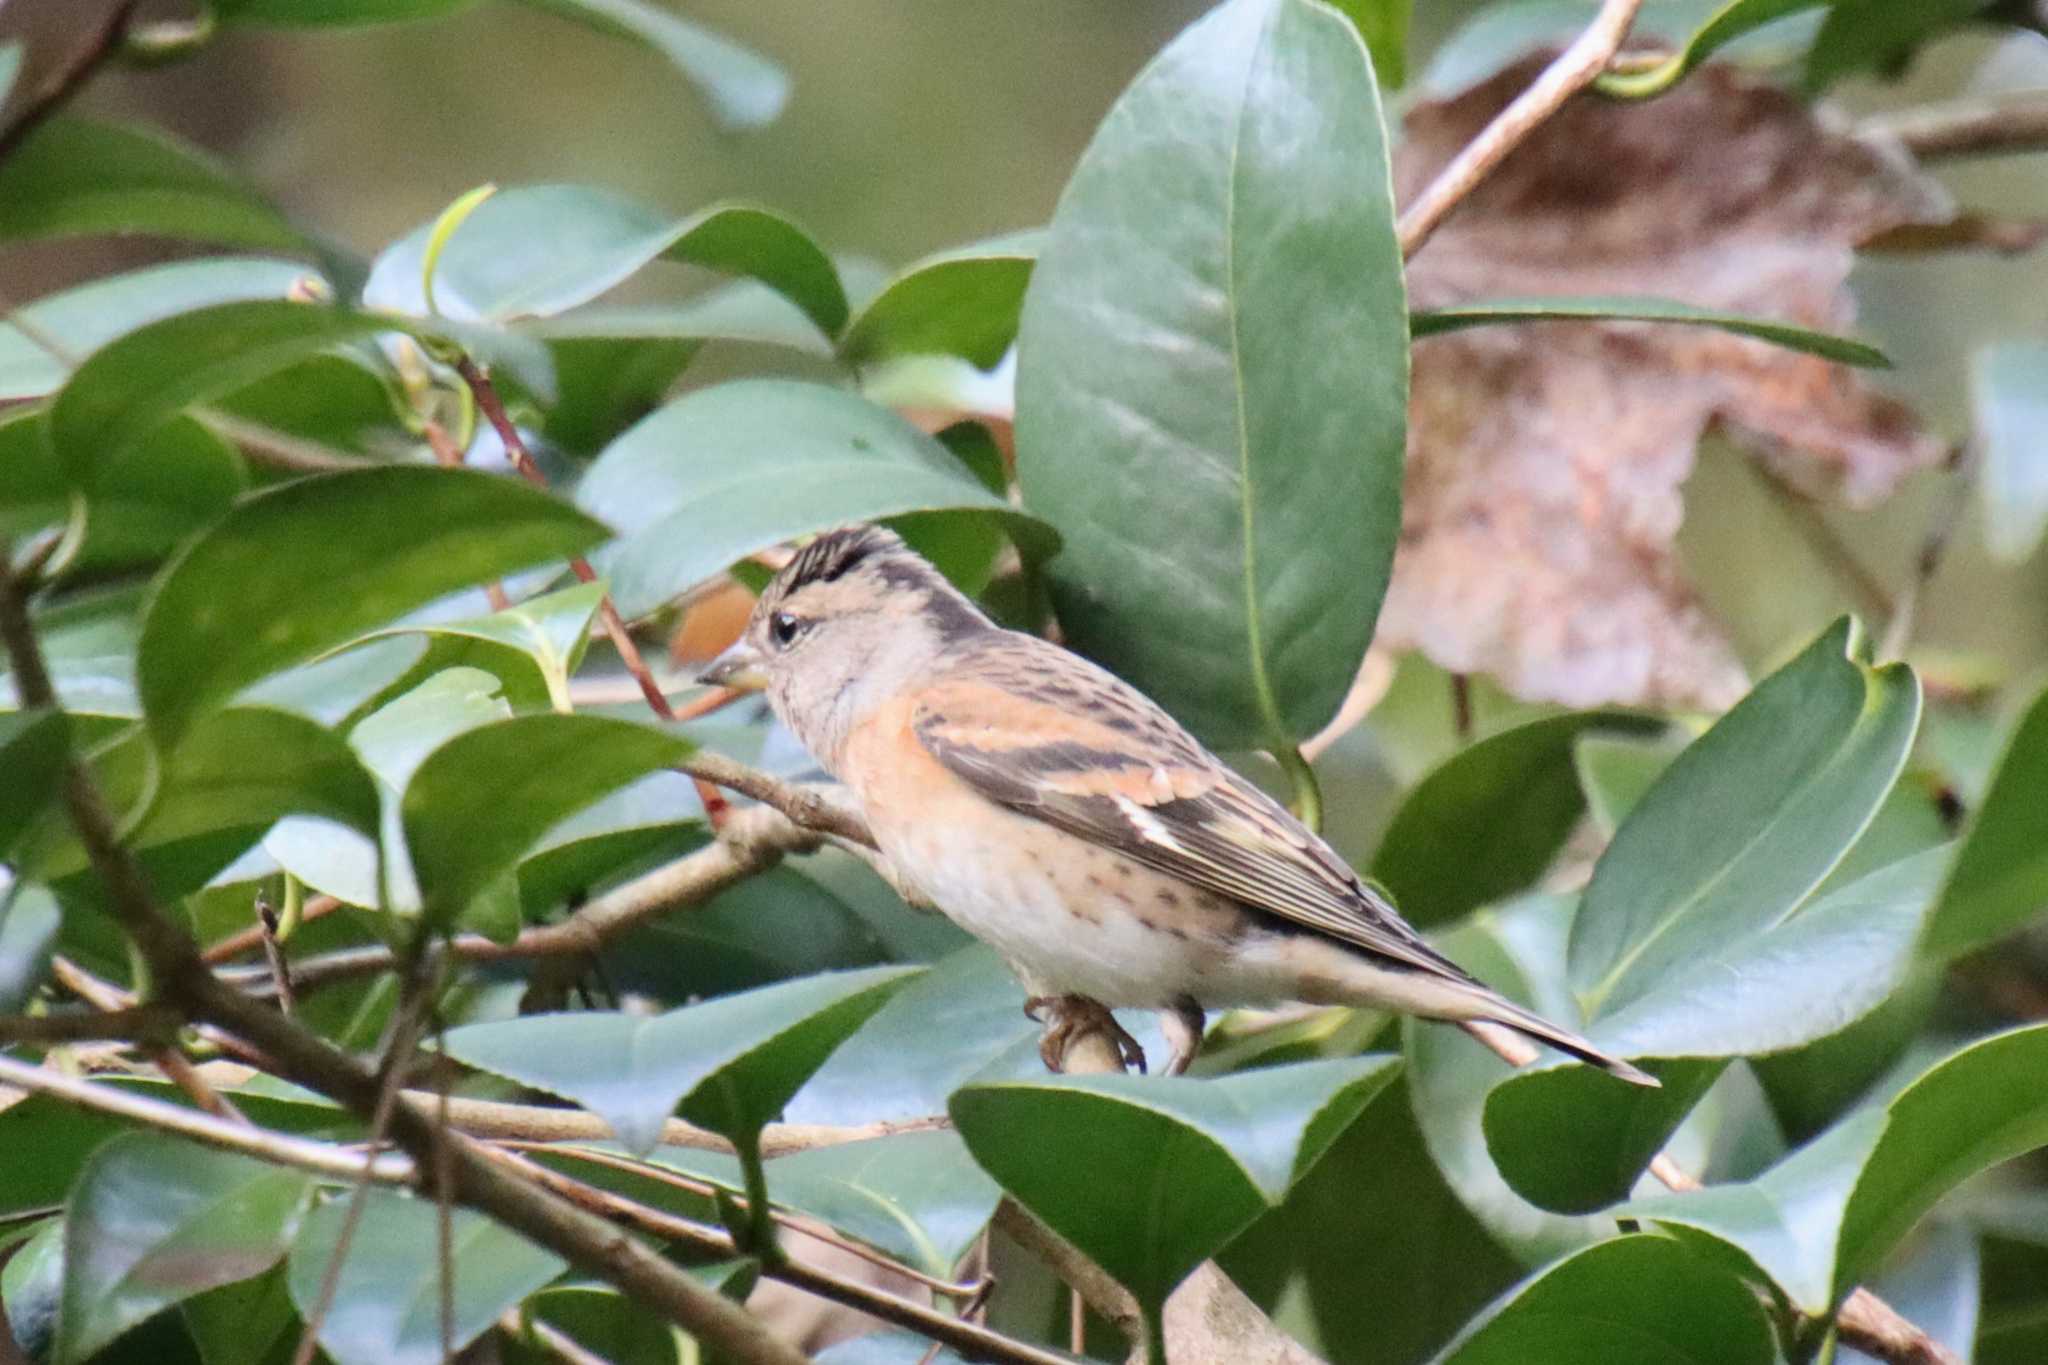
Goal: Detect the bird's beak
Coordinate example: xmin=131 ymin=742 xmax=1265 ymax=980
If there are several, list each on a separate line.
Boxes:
xmin=697 ymin=639 xmax=769 ymax=691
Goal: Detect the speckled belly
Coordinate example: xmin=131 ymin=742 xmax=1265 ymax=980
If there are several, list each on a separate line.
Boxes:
xmin=874 ymin=797 xmax=1254 ymax=1007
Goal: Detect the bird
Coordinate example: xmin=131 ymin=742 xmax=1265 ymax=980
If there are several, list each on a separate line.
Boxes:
xmin=699 ymin=524 xmax=1655 ymax=1086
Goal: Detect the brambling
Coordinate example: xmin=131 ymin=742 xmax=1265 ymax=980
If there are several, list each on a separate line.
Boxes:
xmin=701 ymin=525 xmax=1653 ymax=1085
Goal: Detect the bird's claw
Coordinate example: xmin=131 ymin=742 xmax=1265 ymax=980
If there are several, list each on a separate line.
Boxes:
xmin=1025 ymin=994 xmax=1148 ymax=1075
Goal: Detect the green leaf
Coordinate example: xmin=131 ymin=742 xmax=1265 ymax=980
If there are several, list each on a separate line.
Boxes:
xmin=1328 ymin=0 xmax=1411 ymax=86
xmin=1412 ymin=295 xmax=1889 ymax=367
xmin=631 ymin=1130 xmax=1003 ymax=1278
xmin=0 ymin=884 xmax=61 ymax=1013
xmin=1014 ymin=0 xmax=1407 ymax=750
xmin=1419 ymin=1 xmax=1827 ymax=95
xmin=181 ymin=1265 xmax=298 ymax=1365
xmin=1 ymin=411 xmax=246 ymax=573
xmin=215 ymin=0 xmax=478 ymax=23
xmin=784 ymin=945 xmax=1053 ymax=1127
xmin=358 ymin=580 xmax=609 ymax=713
xmin=16 ymin=707 xmax=382 ymax=903
xmin=286 ymin=1188 xmax=566 ymax=1365
xmin=442 ymin=966 xmax=922 ymax=1154
xmin=136 ymin=466 xmax=607 ymax=745
xmin=950 ymin=1056 xmax=1399 ymax=1317
xmin=268 ymin=666 xmax=513 ymax=911
xmin=58 ymin=1134 xmax=314 ymax=1364
xmin=507 ymin=1286 xmax=679 ymax=1365
xmin=1404 ymin=903 xmax=1620 ymax=1262
xmin=1597 ymin=0 xmax=1833 ymax=98
xmin=1426 ymin=1234 xmax=1777 ymax=1365
xmin=0 ymin=257 xmax=321 ymax=402
xmin=2 ymin=1220 xmax=63 ymax=1362
xmin=1923 ymin=687 xmax=2048 ymax=961
xmin=1486 ymin=849 xmax=1946 ymax=1213
xmin=839 ymin=233 xmax=1039 ymax=369
xmin=1474 ymin=622 xmax=1920 ymax=1213
xmin=507 ymin=0 xmax=789 ymax=131
xmin=1571 ymin=619 xmax=1921 ymax=1019
xmin=0 ymin=118 xmax=305 ymax=253
xmin=1803 ymin=0 xmax=1980 ymax=91
xmin=1370 ymin=712 xmax=1661 ymax=928
xmin=1972 ymin=342 xmax=2048 ymax=564
xmin=578 ymin=379 xmax=1054 ymax=617
xmin=1625 ymin=1024 xmax=2048 ymax=1314
xmin=0 ymin=709 xmax=68 ymax=857
xmin=367 ymin=187 xmax=843 ymax=335
xmin=1573 ymin=730 xmax=1682 ymax=835
xmin=401 ymin=712 xmax=691 ymax=922
xmin=47 ymin=300 xmax=551 ymax=483
xmin=0 ymin=584 xmax=145 ymax=722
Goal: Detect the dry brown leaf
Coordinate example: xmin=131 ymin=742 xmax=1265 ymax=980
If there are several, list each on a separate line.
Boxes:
xmin=1378 ymin=56 xmax=1954 ymax=709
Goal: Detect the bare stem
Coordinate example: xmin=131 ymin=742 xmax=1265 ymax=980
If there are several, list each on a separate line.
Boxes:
xmin=1397 ymin=0 xmax=1646 ymax=259
xmin=1862 ymin=93 xmax=2048 ymax=162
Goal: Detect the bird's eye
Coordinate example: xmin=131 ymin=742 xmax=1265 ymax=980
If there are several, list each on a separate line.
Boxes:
xmin=769 ymin=611 xmax=804 ymax=648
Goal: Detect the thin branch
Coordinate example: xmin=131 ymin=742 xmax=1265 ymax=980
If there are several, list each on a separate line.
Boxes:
xmin=199 ymin=412 xmax=369 ymax=475
xmin=1881 ymin=441 xmax=1975 ymax=662
xmin=1752 ymin=462 xmax=1896 ymax=624
xmin=427 ymin=1092 xmax=949 ymax=1158
xmin=231 ymin=793 xmax=860 ymax=995
xmin=1863 ymin=93 xmax=2048 ymax=162
xmin=0 ymin=2 xmax=140 ymax=165
xmin=0 ymin=557 xmax=809 ymax=1365
xmin=50 ymin=952 xmax=247 ymax=1124
xmin=0 ymin=1003 xmax=179 ymax=1046
xmin=489 ymin=1149 xmax=1077 ymax=1365
xmin=1397 ymin=0 xmax=1646 ymax=258
xmin=0 ymin=1052 xmax=416 ymax=1183
xmin=203 ymin=893 xmax=342 ymax=964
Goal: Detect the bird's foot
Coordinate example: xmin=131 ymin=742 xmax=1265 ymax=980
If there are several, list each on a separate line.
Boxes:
xmin=1024 ymin=994 xmax=1148 ymax=1074
xmin=1160 ymin=996 xmax=1206 ymax=1077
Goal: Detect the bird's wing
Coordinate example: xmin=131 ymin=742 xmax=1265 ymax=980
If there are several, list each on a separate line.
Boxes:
xmin=910 ymin=639 xmax=1470 ymax=980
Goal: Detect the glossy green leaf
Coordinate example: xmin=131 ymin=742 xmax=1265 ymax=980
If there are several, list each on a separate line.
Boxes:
xmin=0 ymin=709 xmax=69 ymax=856
xmin=579 ymin=379 xmax=1054 ymax=617
xmin=1329 ymin=0 xmax=1411 ymax=86
xmin=534 ymin=336 xmax=700 ymax=456
xmin=520 ymin=276 xmax=837 ymax=354
xmin=633 ymin=1130 xmax=1003 ymax=1277
xmin=813 ymin=1333 xmax=964 ymax=1364
xmin=367 ymin=186 xmax=843 ymax=335
xmin=1625 ymin=1024 xmax=2048 ymax=1313
xmin=17 ymin=707 xmax=381 ymax=904
xmin=1015 ymin=0 xmax=1407 ymax=750
xmin=216 ymin=0 xmax=478 ymax=22
xmin=1973 ymin=342 xmax=2048 ymax=564
xmin=358 ymin=580 xmax=608 ymax=713
xmin=840 ymin=233 xmax=1039 ymax=369
xmin=1427 ymin=1234 xmax=1777 ymax=1365
xmin=1412 ymin=295 xmax=1889 ymax=367
xmin=180 ymin=1266 xmax=298 ymax=1365
xmin=1370 ymin=712 xmax=1660 ymax=928
xmin=47 ymin=300 xmax=550 ymax=482
xmin=0 ymin=258 xmax=319 ymax=401
xmin=1487 ymin=849 xmax=1946 ymax=1213
xmin=1923 ymin=687 xmax=2048 ymax=961
xmin=950 ymin=1056 xmax=1399 ymax=1316
xmin=1571 ymin=619 xmax=1921 ymax=1019
xmin=505 ymin=1285 xmax=679 ymax=1365
xmin=443 ymin=966 xmax=922 ymax=1154
xmin=1598 ymin=0 xmax=1831 ymax=98
xmin=0 ymin=884 xmax=61 ymax=1012
xmin=58 ymin=1135 xmax=314 ymax=1364
xmin=1572 ymin=730 xmax=1681 ymax=835
xmin=263 ymin=665 xmax=509 ymax=909
xmin=1221 ymin=1075 xmax=1523 ymax=1365
xmin=1404 ymin=903 xmax=1620 ymax=1262
xmin=2 ymin=1221 xmax=63 ymax=1363
xmin=286 ymin=1188 xmax=565 ymax=1365
xmin=1 ymin=412 xmax=246 ymax=572
xmin=1475 ymin=623 xmax=1920 ymax=1212
xmin=786 ymin=945 xmax=1066 ymax=1127
xmin=0 ymin=118 xmax=305 ymax=253
xmin=401 ymin=712 xmax=691 ymax=921
xmin=510 ymin=0 xmax=789 ymax=131
xmin=136 ymin=466 xmax=606 ymax=744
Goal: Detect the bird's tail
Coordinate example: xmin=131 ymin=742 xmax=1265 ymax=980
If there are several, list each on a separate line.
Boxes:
xmin=1458 ymin=998 xmax=1659 ymax=1088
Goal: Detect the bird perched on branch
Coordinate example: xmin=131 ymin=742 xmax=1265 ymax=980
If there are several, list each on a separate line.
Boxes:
xmin=701 ymin=524 xmax=1654 ymax=1086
